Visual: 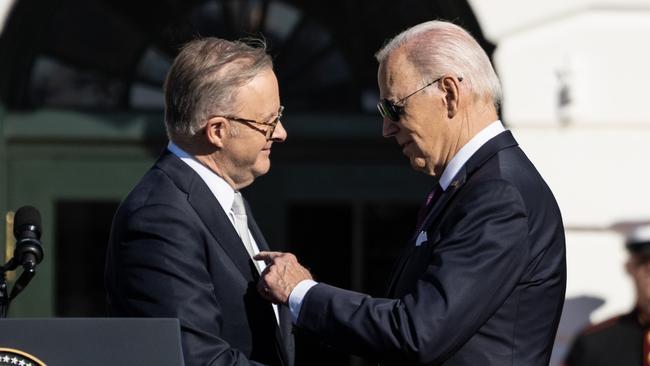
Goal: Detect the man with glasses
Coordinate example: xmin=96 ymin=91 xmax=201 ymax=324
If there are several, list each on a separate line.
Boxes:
xmin=105 ymin=37 xmax=293 ymax=366
xmin=256 ymin=20 xmax=566 ymax=365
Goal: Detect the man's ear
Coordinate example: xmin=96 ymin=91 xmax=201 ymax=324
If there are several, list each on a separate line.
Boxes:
xmin=205 ymin=117 xmax=228 ymax=148
xmin=441 ymin=76 xmax=461 ymax=119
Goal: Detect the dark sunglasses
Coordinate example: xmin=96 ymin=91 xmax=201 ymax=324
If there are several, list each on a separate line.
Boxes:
xmin=377 ymin=76 xmax=463 ymax=122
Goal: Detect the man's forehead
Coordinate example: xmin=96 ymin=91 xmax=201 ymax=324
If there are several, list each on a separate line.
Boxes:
xmin=227 ymin=70 xmax=280 ymax=120
xmin=379 ymin=52 xmax=417 ymax=95
xmin=378 ymin=64 xmax=396 ymax=89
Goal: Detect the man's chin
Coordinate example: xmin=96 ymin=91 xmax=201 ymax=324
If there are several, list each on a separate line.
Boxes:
xmin=409 ymin=156 xmax=435 ymax=176
xmin=252 ymin=159 xmax=271 ymax=178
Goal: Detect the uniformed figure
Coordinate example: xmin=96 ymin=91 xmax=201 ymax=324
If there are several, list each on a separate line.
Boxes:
xmin=565 ymin=224 xmax=650 ymax=366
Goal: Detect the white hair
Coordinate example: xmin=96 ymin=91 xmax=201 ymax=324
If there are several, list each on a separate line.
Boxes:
xmin=375 ymin=20 xmax=502 ymax=109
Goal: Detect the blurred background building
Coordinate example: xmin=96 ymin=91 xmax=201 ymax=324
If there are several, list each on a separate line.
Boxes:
xmin=1 ymin=0 xmax=649 ymax=365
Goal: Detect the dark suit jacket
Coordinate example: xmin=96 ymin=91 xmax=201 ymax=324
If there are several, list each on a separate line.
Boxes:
xmin=297 ymin=131 xmax=566 ymax=365
xmin=565 ymin=309 xmax=646 ymax=366
xmin=105 ymin=150 xmax=294 ymax=366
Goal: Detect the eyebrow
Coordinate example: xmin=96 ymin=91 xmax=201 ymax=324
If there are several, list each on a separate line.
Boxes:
xmin=261 ymin=108 xmax=281 ymax=122
xmin=261 ymin=112 xmax=276 ymax=122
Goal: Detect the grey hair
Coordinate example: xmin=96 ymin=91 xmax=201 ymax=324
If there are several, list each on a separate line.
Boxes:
xmin=163 ymin=37 xmax=273 ymax=142
xmin=375 ymin=21 xmax=502 ymax=109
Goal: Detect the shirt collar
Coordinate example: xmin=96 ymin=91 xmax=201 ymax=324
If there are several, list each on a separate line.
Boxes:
xmin=167 ymin=141 xmax=236 ymax=212
xmin=438 ymin=120 xmax=506 ymax=190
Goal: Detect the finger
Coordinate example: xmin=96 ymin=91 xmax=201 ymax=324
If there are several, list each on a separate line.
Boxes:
xmin=259 ymin=264 xmax=270 ymax=277
xmin=254 ymin=251 xmax=284 ymax=262
xmin=259 ymin=290 xmax=273 ymax=303
xmin=257 ymin=278 xmax=271 ymax=299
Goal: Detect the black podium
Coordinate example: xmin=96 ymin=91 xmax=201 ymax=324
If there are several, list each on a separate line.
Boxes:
xmin=0 ymin=318 xmax=184 ymax=365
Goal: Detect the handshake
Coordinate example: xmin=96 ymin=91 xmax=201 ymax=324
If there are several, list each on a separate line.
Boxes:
xmin=254 ymin=251 xmax=313 ymax=304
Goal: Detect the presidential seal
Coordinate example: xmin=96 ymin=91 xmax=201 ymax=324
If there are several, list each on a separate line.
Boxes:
xmin=0 ymin=348 xmax=46 ymax=366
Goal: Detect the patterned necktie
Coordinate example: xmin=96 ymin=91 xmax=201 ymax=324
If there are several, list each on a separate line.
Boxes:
xmin=416 ymin=183 xmax=443 ymax=228
xmin=232 ymin=192 xmax=261 ymax=273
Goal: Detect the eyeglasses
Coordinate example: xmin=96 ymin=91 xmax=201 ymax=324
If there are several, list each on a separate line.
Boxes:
xmin=377 ymin=76 xmax=463 ymax=122
xmin=213 ymin=106 xmax=284 ymax=140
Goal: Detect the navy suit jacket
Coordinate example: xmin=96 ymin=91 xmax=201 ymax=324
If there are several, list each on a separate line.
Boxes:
xmin=297 ymin=131 xmax=566 ymax=365
xmin=105 ymin=150 xmax=294 ymax=366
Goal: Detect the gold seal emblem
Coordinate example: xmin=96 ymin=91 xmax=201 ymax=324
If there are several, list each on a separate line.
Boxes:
xmin=0 ymin=348 xmax=46 ymax=366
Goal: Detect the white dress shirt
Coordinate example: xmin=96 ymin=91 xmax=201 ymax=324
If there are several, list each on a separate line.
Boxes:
xmin=287 ymin=120 xmax=507 ymax=323
xmin=168 ymin=141 xmax=279 ymax=323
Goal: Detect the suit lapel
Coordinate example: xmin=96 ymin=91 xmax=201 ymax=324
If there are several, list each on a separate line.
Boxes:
xmin=235 ymin=193 xmax=297 ymax=366
xmin=156 ymin=150 xmax=256 ymax=282
xmin=277 ymin=306 xmax=295 ymax=366
xmin=157 ymin=150 xmax=292 ymax=365
xmin=384 ymin=180 xmax=463 ymax=296
xmin=245 ymin=198 xmax=270 ymax=252
xmin=244 ymin=198 xmax=294 ymax=364
xmin=410 ymin=178 xmax=463 ymax=243
xmin=385 ymin=131 xmax=519 ymax=297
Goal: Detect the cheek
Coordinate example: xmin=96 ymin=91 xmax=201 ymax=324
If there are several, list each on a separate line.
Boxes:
xmin=241 ymin=135 xmax=267 ymax=159
xmin=226 ymin=139 xmax=265 ymax=167
xmin=253 ymin=152 xmax=271 ymax=176
xmin=642 ymin=273 xmax=650 ymax=286
xmin=255 ymin=151 xmax=270 ymax=163
xmin=407 ymin=117 xmax=439 ymax=147
xmin=253 ymin=144 xmax=271 ymax=166
xmin=411 ymin=132 xmax=438 ymax=158
xmin=634 ymin=270 xmax=650 ymax=289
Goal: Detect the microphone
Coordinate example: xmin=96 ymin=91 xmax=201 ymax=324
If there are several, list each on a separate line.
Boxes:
xmin=0 ymin=206 xmax=44 ymax=316
xmin=11 ymin=205 xmax=44 ymax=270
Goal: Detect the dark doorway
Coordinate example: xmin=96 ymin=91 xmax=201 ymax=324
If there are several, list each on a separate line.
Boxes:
xmin=55 ymin=200 xmax=119 ymax=316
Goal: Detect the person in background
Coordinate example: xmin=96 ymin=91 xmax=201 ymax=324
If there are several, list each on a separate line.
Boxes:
xmin=105 ymin=37 xmax=293 ymax=366
xmin=256 ymin=20 xmax=566 ymax=366
xmin=565 ymin=224 xmax=650 ymax=366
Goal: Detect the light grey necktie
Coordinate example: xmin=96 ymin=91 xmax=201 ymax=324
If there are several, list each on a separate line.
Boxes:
xmin=232 ymin=192 xmax=261 ymax=272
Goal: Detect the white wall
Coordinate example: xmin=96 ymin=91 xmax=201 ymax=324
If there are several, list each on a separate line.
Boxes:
xmin=496 ymin=10 xmax=650 ymax=126
xmin=469 ymin=0 xmax=650 ymax=44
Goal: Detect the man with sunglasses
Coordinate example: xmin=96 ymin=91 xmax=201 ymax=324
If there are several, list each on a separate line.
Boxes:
xmin=105 ymin=37 xmax=293 ymax=366
xmin=256 ymin=20 xmax=566 ymax=365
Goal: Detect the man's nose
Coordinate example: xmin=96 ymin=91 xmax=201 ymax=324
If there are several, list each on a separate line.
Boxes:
xmin=382 ymin=118 xmax=399 ymax=138
xmin=270 ymin=121 xmax=287 ymax=142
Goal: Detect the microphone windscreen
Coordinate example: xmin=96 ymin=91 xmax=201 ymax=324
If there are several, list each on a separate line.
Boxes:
xmin=13 ymin=205 xmax=42 ymax=236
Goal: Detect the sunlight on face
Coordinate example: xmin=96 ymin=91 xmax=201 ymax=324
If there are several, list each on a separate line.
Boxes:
xmin=220 ymin=68 xmax=286 ymax=188
xmin=377 ymin=50 xmax=455 ymax=177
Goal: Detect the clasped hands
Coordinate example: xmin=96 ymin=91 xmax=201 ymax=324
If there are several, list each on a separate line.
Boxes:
xmin=254 ymin=251 xmax=313 ymax=304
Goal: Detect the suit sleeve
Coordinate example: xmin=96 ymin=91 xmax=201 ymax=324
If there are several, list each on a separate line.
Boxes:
xmin=296 ymin=179 xmax=530 ymax=365
xmin=109 ymin=203 xmax=267 ymax=366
